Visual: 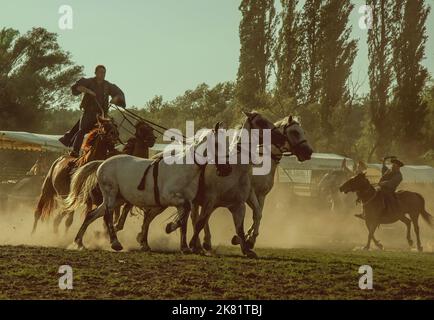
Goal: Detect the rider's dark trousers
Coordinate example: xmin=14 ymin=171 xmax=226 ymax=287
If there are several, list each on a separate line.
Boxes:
xmin=71 ymin=110 xmax=98 ymax=154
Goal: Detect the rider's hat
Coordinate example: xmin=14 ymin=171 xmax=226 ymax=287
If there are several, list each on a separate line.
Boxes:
xmin=391 ymin=158 xmax=404 ymax=167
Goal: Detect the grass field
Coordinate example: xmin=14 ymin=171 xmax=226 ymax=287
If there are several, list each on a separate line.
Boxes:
xmin=1 ymin=244 xmax=434 ymax=299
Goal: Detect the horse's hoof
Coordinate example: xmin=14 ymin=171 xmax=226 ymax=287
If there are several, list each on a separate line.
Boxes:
xmin=111 ymin=240 xmax=123 ymax=252
xmin=165 ymin=222 xmax=176 ymax=234
xmin=245 ymin=250 xmax=258 ymax=259
xmin=203 ymin=242 xmax=212 ymax=252
xmin=362 ymin=246 xmax=370 ymax=251
xmin=68 ymin=242 xmax=84 ymax=251
xmin=418 ymin=246 xmax=423 ymax=252
xmin=192 ymin=246 xmax=205 ymax=255
xmin=408 ymin=239 xmax=414 ymax=247
xmin=245 ymin=237 xmax=256 ymax=250
xmin=181 ymin=247 xmax=192 ymax=254
xmin=140 ymin=245 xmax=151 ymax=252
xmin=231 ymin=235 xmax=241 ymax=246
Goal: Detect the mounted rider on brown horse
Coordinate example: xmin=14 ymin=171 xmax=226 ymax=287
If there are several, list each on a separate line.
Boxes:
xmin=32 ymin=65 xmax=125 ymax=234
xmin=355 ymin=156 xmax=404 ymax=219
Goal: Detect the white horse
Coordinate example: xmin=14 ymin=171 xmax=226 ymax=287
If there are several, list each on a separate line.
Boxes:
xmin=201 ymin=116 xmax=313 ymax=251
xmin=66 ymin=123 xmax=230 ymax=252
xmin=157 ymin=112 xmax=297 ymax=258
xmin=176 ymin=114 xmax=312 ymax=257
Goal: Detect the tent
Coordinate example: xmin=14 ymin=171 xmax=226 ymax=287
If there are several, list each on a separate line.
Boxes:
xmin=367 ymin=164 xmax=434 ymax=184
xmin=0 ymin=131 xmax=68 ymax=152
xmin=0 ymin=131 xmax=168 ymax=153
xmin=277 ymin=153 xmax=434 ymax=185
xmin=279 ymin=153 xmax=354 ymax=171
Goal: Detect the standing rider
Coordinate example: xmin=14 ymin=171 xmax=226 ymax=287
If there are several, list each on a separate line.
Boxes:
xmin=59 ymin=65 xmax=126 ymax=157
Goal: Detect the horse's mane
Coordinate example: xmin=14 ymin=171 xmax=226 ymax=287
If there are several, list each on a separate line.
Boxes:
xmin=274 ymin=116 xmax=299 ymax=128
xmin=82 ymin=128 xmax=100 ymax=152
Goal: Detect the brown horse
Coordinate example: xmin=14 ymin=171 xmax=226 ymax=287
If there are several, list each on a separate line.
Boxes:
xmin=52 ymin=120 xmax=156 ymax=233
xmin=339 ymin=173 xmax=433 ymax=251
xmin=31 ymin=117 xmax=119 ymax=234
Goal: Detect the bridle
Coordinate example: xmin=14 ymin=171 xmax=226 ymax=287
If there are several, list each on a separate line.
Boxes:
xmin=282 ymin=120 xmax=307 ymax=157
xmin=235 ymin=113 xmax=289 ymax=157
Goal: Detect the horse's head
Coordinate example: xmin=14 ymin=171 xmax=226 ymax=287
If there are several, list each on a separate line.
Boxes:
xmin=96 ymin=116 xmax=120 ymax=149
xmin=242 ymin=111 xmax=289 ymax=151
xmin=339 ymin=172 xmax=370 ymax=194
xmin=277 ymin=115 xmax=313 ymax=162
xmin=135 ymin=121 xmax=156 ymax=147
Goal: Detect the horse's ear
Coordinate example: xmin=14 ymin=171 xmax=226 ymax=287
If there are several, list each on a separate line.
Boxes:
xmin=288 ymin=115 xmax=293 ymax=123
xmin=243 ymin=111 xmax=253 ymax=118
xmin=213 ymin=122 xmax=222 ymax=131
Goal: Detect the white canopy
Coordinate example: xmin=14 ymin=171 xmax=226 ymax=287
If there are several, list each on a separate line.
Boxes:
xmin=0 ymin=130 xmax=168 ymax=153
xmin=279 ymin=153 xmax=355 ymax=171
xmin=0 ymin=131 xmax=68 ymax=152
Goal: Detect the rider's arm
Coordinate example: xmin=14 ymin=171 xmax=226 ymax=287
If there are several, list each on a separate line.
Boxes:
xmin=71 ymin=78 xmax=95 ymax=96
xmin=379 ymin=172 xmax=402 ymax=190
xmin=108 ymin=83 xmax=126 ymax=108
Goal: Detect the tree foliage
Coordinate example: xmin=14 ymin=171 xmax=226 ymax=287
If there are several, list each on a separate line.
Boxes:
xmin=0 ymin=27 xmax=83 ymax=132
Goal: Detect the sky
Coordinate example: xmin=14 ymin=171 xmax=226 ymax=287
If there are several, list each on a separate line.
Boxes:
xmin=0 ymin=0 xmax=433 ymax=108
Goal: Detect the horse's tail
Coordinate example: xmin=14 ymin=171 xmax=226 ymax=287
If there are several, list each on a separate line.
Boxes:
xmin=36 ymin=159 xmax=59 ymax=221
xmin=417 ymin=193 xmax=433 ymax=227
xmin=64 ymin=160 xmax=103 ymax=212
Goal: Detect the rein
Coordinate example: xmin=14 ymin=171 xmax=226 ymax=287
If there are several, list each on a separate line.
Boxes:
xmin=358 ymin=183 xmax=377 ymax=206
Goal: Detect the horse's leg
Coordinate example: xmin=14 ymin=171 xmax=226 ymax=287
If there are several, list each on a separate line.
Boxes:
xmin=363 ymin=222 xmax=377 ymax=251
xmin=372 ymin=234 xmax=384 ymax=250
xmin=189 ymin=202 xmax=215 ymax=254
xmin=410 ymin=213 xmax=423 ymax=252
xmin=229 ymin=203 xmax=257 ymax=258
xmin=203 ymin=221 xmax=212 ymax=252
xmin=64 ymin=211 xmax=74 ymax=234
xmin=73 ymin=205 xmax=106 ymax=249
xmin=399 ymin=216 xmax=413 ymax=248
xmin=53 ymin=210 xmax=70 ymax=234
xmin=115 ymin=203 xmax=132 ymax=232
xmin=137 ymin=207 xmax=165 ymax=251
xmin=113 ymin=206 xmax=121 ymax=227
xmin=32 ymin=208 xmax=42 ymax=235
xmin=245 ymin=193 xmax=265 ymax=249
xmin=177 ymin=202 xmax=192 ymax=254
xmin=102 ymin=194 xmax=123 ymax=251
xmin=190 ymin=203 xmax=202 ymax=248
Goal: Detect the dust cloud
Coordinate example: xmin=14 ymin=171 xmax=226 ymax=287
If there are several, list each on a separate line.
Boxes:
xmin=1 ymin=183 xmax=434 ymax=253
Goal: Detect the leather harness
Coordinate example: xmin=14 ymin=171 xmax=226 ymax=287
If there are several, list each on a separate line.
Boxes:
xmin=137 ymin=156 xmax=163 ymax=206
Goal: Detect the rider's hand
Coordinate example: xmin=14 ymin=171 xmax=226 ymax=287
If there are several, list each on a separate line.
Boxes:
xmin=77 ymin=86 xmax=95 ymax=96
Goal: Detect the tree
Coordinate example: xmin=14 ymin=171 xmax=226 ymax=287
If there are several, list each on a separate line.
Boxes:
xmin=236 ymin=0 xmax=276 ymax=109
xmin=365 ymin=0 xmax=395 ymax=161
xmin=0 ymin=27 xmax=83 ymax=132
xmin=274 ymin=0 xmax=302 ymax=106
xmin=317 ymin=0 xmax=357 ymax=147
xmin=391 ymin=0 xmax=430 ymax=160
xmin=299 ymin=0 xmax=322 ymax=105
